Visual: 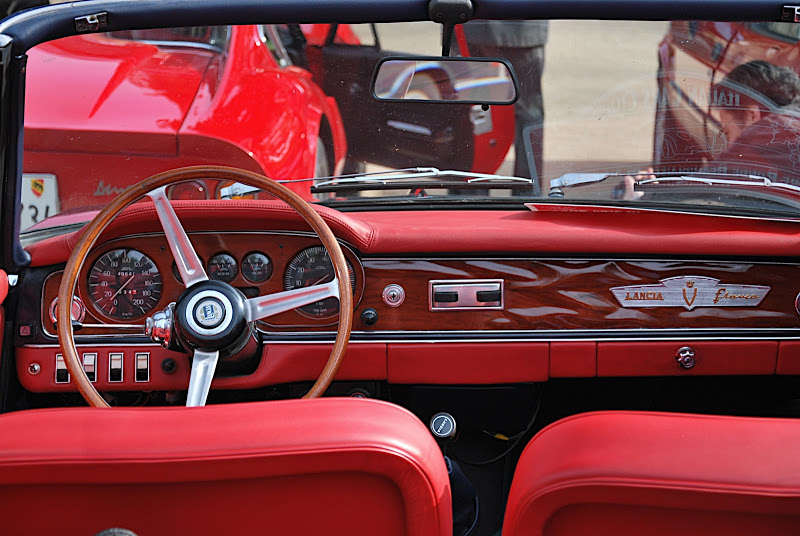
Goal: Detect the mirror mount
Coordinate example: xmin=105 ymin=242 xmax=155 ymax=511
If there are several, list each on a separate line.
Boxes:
xmin=428 ymin=0 xmax=473 ymax=57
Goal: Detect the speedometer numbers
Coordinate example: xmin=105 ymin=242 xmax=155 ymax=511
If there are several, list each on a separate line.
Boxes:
xmin=87 ymin=249 xmax=162 ymax=320
xmin=284 ymin=246 xmax=356 ymax=318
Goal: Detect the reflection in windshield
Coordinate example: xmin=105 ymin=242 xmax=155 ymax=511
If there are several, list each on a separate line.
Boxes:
xmin=20 ymin=19 xmax=800 ymax=232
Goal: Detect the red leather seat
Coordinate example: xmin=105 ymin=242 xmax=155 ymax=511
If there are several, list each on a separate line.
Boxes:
xmin=503 ymin=411 xmax=800 ymax=536
xmin=0 ymin=398 xmax=452 ymax=536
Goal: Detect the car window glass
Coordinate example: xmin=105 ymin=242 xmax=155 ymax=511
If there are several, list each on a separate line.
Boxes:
xmin=108 ymin=26 xmax=231 ymax=51
xmin=751 ymin=22 xmax=800 ymax=42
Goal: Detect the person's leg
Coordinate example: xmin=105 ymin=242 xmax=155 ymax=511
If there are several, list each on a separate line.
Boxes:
xmin=469 ymin=44 xmax=545 ymax=184
xmin=502 ymin=46 xmax=545 ymax=181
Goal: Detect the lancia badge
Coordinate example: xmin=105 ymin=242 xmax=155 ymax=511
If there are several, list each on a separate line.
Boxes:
xmin=195 ymin=298 xmax=224 ymax=328
xmin=610 ymin=276 xmax=769 ymax=310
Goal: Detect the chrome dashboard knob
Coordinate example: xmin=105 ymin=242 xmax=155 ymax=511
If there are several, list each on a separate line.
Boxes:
xmin=676 ymin=346 xmax=696 ymax=369
xmin=146 ymin=303 xmax=175 ymax=349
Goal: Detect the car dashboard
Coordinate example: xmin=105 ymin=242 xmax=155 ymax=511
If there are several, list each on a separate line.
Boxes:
xmin=12 ymin=200 xmax=800 ymax=400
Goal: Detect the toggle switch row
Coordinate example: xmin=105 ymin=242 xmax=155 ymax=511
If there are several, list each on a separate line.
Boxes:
xmin=55 ymin=352 xmax=150 ymax=384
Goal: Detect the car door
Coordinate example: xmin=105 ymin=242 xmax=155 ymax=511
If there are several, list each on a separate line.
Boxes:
xmin=304 ymin=24 xmax=475 ymax=171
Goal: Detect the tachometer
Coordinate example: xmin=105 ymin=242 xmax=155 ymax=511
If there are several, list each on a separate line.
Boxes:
xmin=87 ymin=249 xmax=162 ymax=320
xmin=283 ymin=246 xmax=355 ymax=318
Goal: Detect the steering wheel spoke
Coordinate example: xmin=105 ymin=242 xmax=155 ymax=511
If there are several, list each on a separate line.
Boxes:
xmin=186 ymin=349 xmax=220 ymax=407
xmin=147 ymin=186 xmax=208 ymax=288
xmin=245 ymin=279 xmax=339 ymax=322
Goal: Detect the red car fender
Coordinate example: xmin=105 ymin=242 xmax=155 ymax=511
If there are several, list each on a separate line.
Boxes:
xmin=178 ymin=26 xmax=346 ymax=198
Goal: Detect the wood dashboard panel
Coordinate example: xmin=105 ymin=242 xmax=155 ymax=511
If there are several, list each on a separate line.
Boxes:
xmin=41 ymin=232 xmax=800 ymax=335
xmin=357 ymin=259 xmax=800 ymax=332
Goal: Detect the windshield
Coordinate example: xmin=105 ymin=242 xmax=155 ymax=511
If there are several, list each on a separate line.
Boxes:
xmin=21 ymin=18 xmax=800 ymax=232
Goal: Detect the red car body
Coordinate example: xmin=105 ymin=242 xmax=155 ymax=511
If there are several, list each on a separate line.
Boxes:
xmin=23 ymin=25 xmax=348 ymax=214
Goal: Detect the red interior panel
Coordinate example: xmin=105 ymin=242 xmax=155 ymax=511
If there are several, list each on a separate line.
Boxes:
xmin=550 ymin=342 xmax=596 ymax=377
xmin=777 ymin=341 xmax=800 ymax=374
xmin=387 ymin=342 xmax=548 ymax=384
xmin=597 ymin=341 xmax=778 ymax=376
xmin=16 ymin=343 xmax=387 ymax=392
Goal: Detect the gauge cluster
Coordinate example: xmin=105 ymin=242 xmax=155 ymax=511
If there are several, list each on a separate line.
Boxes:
xmin=41 ymin=232 xmax=364 ymax=335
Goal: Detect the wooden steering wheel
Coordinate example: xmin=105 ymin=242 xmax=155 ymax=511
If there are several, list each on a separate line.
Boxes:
xmin=57 ymin=166 xmax=353 ymax=408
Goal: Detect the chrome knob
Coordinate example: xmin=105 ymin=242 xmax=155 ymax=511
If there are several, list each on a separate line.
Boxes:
xmin=430 ymin=412 xmax=457 ymax=440
xmin=146 ymin=303 xmax=175 ymax=349
xmin=676 ymin=346 xmax=696 ymax=369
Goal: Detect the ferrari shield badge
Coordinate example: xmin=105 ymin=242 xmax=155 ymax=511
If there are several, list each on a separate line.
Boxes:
xmin=610 ymin=276 xmax=769 ymax=310
xmin=30 ymin=178 xmax=44 ymax=198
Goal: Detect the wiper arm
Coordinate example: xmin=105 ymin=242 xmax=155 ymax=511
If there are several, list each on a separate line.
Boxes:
xmin=219 ymin=167 xmax=533 ymax=198
xmin=313 ymin=168 xmax=531 ymax=193
xmin=635 ymin=175 xmax=800 ymax=194
xmin=549 ymin=171 xmax=800 ymax=196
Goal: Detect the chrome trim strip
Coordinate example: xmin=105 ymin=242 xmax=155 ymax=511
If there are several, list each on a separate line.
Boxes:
xmin=22 ymin=333 xmax=800 ymax=351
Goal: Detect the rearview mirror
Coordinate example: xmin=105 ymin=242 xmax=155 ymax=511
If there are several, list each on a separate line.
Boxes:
xmin=371 ymin=56 xmax=518 ymax=104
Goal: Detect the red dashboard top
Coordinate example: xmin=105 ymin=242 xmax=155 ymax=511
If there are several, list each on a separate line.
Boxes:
xmin=25 ymin=201 xmax=800 ymax=267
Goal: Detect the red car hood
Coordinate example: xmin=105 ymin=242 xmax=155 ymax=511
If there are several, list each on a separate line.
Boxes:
xmin=23 ymin=33 xmax=214 ymax=156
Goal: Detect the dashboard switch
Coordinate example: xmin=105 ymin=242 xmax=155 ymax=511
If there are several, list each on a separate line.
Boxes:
xmin=55 ymin=354 xmax=69 ymax=384
xmin=82 ymin=353 xmax=97 ymax=382
xmin=109 ymin=353 xmax=123 ymax=382
xmin=135 ymin=352 xmax=150 ymax=382
xmin=161 ymin=358 xmax=176 ymax=374
xmin=361 ymin=308 xmax=379 ymax=326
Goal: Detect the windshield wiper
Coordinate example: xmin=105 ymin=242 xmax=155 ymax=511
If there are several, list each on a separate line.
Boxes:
xmin=218 ymin=168 xmax=534 ymax=198
xmin=549 ymin=171 xmax=800 ymax=197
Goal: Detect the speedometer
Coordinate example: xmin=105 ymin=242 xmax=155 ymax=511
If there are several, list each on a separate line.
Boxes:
xmin=284 ymin=246 xmax=355 ymax=318
xmin=87 ymin=249 xmax=162 ymax=320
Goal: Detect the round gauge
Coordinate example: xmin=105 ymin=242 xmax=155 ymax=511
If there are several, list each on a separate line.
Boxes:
xmin=283 ymin=246 xmax=356 ymax=318
xmin=87 ymin=249 xmax=162 ymax=320
xmin=207 ymin=253 xmax=238 ymax=282
xmin=242 ymin=252 xmax=273 ymax=283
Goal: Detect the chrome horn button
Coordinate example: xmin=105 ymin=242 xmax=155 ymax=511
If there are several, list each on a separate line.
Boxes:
xmin=173 ymin=281 xmax=251 ymax=354
xmin=194 ymin=297 xmax=225 ymax=329
xmin=185 ymin=290 xmax=233 ymax=336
